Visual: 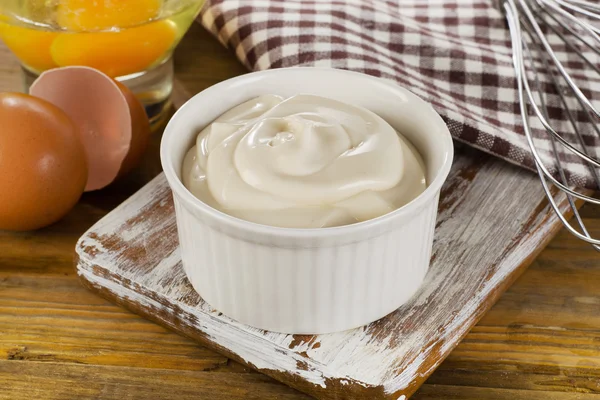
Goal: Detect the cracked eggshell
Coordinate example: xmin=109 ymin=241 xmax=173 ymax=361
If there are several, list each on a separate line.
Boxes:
xmin=30 ymin=66 xmax=148 ymax=191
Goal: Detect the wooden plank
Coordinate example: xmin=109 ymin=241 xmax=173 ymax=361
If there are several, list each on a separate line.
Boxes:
xmin=413 ymin=385 xmax=600 ymax=400
xmin=75 ymin=138 xmax=578 ymax=399
xmin=0 ymin=360 xmax=308 ymax=400
xmin=5 ymin=227 xmax=600 ymax=399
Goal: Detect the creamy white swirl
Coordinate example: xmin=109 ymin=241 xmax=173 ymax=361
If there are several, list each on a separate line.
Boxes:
xmin=182 ymin=94 xmax=426 ymax=228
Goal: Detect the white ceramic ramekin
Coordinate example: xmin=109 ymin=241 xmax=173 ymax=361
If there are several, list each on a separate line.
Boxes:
xmin=161 ymin=67 xmax=453 ymax=334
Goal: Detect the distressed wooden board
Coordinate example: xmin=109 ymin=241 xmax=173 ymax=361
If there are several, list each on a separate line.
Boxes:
xmin=74 ymin=142 xmax=577 ymax=400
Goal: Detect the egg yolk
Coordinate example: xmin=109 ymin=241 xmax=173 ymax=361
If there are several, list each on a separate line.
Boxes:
xmin=51 ymin=20 xmax=177 ymax=78
xmin=56 ymin=0 xmax=162 ymax=31
xmin=0 ymin=23 xmax=58 ymax=72
xmin=0 ymin=0 xmax=177 ymax=78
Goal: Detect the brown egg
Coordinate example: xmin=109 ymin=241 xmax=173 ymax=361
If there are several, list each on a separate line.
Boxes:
xmin=115 ymin=81 xmax=151 ymax=177
xmin=30 ymin=66 xmax=150 ymax=191
xmin=0 ymin=93 xmax=87 ymax=231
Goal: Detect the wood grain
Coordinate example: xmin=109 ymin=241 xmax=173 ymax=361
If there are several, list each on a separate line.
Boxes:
xmin=2 ymin=22 xmax=600 ymax=400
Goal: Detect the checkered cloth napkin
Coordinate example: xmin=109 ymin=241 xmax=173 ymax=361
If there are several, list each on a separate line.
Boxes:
xmin=198 ymin=0 xmax=600 ymax=188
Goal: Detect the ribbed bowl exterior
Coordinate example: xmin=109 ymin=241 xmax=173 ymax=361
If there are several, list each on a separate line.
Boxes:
xmin=173 ymin=192 xmax=440 ymax=334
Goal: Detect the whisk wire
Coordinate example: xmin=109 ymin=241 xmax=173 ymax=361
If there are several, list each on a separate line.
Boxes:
xmin=540 ymin=10 xmax=600 ymax=72
xmin=526 ymin=28 xmax=598 ymax=246
xmin=543 ymin=10 xmax=600 ymax=56
xmin=538 ymin=0 xmax=600 ymax=43
xmin=546 ymin=0 xmax=600 ymax=22
xmin=532 ymin=14 xmax=600 ymax=174
xmin=528 ymin=19 xmax=600 ymax=194
xmin=523 ymin=0 xmax=600 ymax=119
xmin=561 ymin=0 xmax=600 ymax=14
xmin=504 ymin=0 xmax=600 ymax=249
xmin=506 ymin=0 xmax=600 ymax=204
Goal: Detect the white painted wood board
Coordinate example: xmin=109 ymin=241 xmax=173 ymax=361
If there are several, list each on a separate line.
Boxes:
xmin=75 ymin=143 xmax=574 ymax=399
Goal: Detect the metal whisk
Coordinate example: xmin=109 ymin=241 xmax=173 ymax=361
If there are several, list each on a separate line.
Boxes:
xmin=504 ymin=0 xmax=600 ymax=249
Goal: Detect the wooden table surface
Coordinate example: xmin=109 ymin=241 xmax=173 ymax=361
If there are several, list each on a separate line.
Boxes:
xmin=2 ymin=24 xmax=600 ymax=400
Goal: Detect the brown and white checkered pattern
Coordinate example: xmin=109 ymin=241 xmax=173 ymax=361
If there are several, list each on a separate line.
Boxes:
xmin=198 ymin=0 xmax=600 ymax=188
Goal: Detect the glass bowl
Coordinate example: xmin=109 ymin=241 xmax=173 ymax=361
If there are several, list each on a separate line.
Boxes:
xmin=0 ymin=0 xmax=206 ymax=125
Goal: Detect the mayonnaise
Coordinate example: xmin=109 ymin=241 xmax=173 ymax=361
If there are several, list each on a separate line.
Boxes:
xmin=182 ymin=94 xmax=426 ymax=228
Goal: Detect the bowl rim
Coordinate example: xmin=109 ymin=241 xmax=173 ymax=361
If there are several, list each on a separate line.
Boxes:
xmin=161 ymin=67 xmax=454 ymax=238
